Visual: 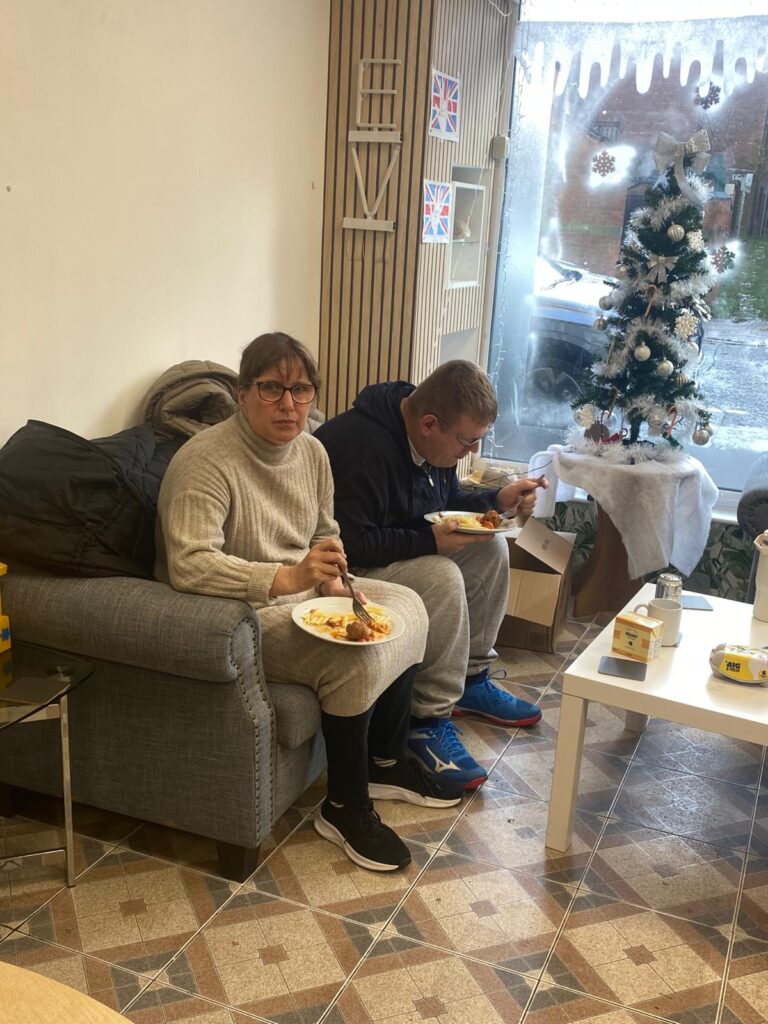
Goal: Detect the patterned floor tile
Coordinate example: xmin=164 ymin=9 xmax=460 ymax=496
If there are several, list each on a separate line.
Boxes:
xmin=734 ymin=853 xmax=768 ymax=944
xmin=633 ymin=720 xmax=764 ymax=787
xmin=124 ymin=979 xmax=260 ymax=1022
xmin=18 ymin=849 xmax=238 ymax=977
xmin=581 ymin=820 xmax=744 ymax=928
xmin=748 ymin=788 xmax=768 ymax=856
xmin=0 ymin=930 xmax=150 ymax=1012
xmin=544 ymin=890 xmax=727 ymax=1022
xmin=722 ymin=931 xmax=768 ymax=1024
xmin=442 ymin=785 xmax=605 ymax=885
xmin=524 ymin=979 xmax=675 ymax=1023
xmin=523 ymin=692 xmax=643 ymax=760
xmin=249 ymin=818 xmax=432 ymax=927
xmin=495 ymin=648 xmax=567 ymax=691
xmin=12 ymin=794 xmax=142 ymax=845
xmin=387 ymin=847 xmax=576 ymax=977
xmin=372 ymin=791 xmax=467 ymax=848
xmin=451 ymin=716 xmax=512 ymax=774
xmin=120 ymin=825 xmax=237 ymax=879
xmin=1 ymin=819 xmax=110 ymax=927
xmin=611 ymin=763 xmax=758 ymax=850
xmin=324 ymin=930 xmax=535 ymax=1023
xmin=488 ymin=734 xmax=630 ymax=814
xmin=157 ymin=889 xmax=376 ymax=1023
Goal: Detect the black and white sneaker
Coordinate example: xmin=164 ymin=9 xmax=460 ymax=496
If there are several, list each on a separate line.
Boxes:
xmin=314 ymin=799 xmax=411 ymax=872
xmin=368 ymin=757 xmax=464 ymax=808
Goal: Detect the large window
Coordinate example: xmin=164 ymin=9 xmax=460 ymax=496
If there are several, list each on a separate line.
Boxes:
xmin=486 ymin=3 xmax=768 ymax=491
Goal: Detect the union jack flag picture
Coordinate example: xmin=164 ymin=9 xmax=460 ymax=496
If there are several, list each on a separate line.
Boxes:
xmin=422 ymin=179 xmax=452 ymax=244
xmin=429 ymin=69 xmax=460 ymax=141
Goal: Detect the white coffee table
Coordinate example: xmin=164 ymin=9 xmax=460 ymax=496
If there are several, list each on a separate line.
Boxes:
xmin=545 ymin=584 xmax=768 ymax=852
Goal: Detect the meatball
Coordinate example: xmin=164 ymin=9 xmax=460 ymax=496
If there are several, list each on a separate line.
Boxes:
xmin=346 ymin=619 xmax=372 ymax=642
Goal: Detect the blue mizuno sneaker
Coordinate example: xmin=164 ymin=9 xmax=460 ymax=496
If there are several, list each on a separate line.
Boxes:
xmin=453 ymin=669 xmax=542 ymax=727
xmin=407 ymin=718 xmax=487 ymax=790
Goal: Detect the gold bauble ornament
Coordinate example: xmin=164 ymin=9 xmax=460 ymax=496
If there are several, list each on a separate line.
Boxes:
xmin=634 ymin=343 xmax=651 ymax=362
xmin=593 ymin=316 xmax=608 ymax=331
xmin=676 ymin=372 xmax=689 ymax=387
xmin=657 ymin=359 xmax=674 ymax=377
xmin=692 ymin=427 xmax=710 ymax=445
xmin=667 ymin=223 xmax=685 ymax=242
xmin=598 ymin=295 xmax=614 ymax=311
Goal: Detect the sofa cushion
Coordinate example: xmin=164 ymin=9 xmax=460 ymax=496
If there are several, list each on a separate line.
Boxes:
xmin=268 ymin=682 xmax=322 ymax=749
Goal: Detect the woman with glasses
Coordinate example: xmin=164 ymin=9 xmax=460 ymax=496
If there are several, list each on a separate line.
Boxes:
xmin=156 ymin=333 xmax=462 ymax=872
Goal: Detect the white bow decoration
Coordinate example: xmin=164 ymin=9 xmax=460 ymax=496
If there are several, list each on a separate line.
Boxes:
xmin=653 ymin=129 xmax=711 ymax=206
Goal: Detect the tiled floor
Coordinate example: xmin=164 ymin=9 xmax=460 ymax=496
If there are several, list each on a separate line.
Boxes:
xmin=2 ymin=611 xmax=767 ymax=1024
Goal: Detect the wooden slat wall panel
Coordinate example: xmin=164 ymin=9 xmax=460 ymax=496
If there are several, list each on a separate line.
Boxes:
xmin=319 ymin=0 xmax=434 ymax=417
xmin=412 ymin=0 xmax=516 ymax=385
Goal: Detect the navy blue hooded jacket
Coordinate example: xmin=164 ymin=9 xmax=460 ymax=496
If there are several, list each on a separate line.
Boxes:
xmin=314 ymin=381 xmax=500 ymax=568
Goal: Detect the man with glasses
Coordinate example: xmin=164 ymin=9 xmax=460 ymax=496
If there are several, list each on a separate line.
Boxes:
xmin=315 ymin=361 xmax=547 ymax=789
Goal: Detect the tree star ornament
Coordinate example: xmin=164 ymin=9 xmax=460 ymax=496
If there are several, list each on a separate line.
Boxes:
xmin=675 ymin=310 xmax=699 ymax=339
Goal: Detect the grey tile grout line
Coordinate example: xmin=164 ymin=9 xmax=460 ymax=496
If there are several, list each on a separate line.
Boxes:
xmin=713 ymin=744 xmax=766 ymax=1024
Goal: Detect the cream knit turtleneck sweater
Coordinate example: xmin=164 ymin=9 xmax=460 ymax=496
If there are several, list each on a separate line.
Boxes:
xmin=155 ymin=411 xmax=339 ymax=609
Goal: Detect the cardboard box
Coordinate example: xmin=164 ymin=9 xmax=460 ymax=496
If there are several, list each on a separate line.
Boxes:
xmin=612 ymin=611 xmax=663 ymax=663
xmin=496 ymin=518 xmax=575 ymax=653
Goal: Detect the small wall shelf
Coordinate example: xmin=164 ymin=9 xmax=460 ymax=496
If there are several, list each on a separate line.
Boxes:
xmin=447 ymin=181 xmax=485 ymax=289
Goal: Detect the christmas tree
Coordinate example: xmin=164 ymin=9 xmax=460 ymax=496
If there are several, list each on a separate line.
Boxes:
xmin=572 ymin=130 xmax=722 ymax=453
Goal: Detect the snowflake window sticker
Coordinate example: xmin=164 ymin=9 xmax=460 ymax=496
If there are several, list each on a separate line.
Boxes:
xmin=695 ymin=83 xmax=721 ymax=109
xmin=592 ymin=150 xmax=616 ymax=177
xmin=710 ymin=245 xmax=736 ymax=274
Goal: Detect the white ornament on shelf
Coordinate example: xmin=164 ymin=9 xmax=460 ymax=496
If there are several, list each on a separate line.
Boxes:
xmin=675 ymin=310 xmax=699 ymax=339
xmin=657 ymin=359 xmax=674 ymax=377
xmin=667 ymin=223 xmax=685 ymax=242
xmin=634 ymin=343 xmax=651 ymax=362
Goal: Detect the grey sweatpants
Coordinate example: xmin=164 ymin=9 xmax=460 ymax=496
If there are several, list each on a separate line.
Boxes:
xmin=355 ymin=534 xmax=510 ymax=718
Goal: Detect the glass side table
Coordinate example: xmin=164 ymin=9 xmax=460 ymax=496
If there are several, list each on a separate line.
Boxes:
xmin=0 ymin=643 xmax=93 ymax=886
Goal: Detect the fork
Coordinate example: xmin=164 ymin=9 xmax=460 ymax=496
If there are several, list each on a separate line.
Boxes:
xmin=340 ymin=569 xmax=374 ymax=625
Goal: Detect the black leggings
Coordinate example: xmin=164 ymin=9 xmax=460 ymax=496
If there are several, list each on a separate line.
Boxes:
xmin=320 ymin=665 xmax=415 ymax=807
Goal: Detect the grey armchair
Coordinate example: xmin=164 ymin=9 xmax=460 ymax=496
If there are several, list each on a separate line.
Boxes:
xmin=0 ymin=572 xmax=326 ymax=881
xmin=737 ymin=452 xmax=768 ymax=602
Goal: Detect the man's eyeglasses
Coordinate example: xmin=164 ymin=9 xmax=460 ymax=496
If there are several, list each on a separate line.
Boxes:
xmin=252 ymin=381 xmax=317 ymax=404
xmin=435 ymin=416 xmax=485 ymax=450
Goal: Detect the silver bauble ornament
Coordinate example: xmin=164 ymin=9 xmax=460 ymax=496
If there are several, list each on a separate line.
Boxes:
xmin=593 ymin=316 xmax=608 ymax=331
xmin=667 ymin=223 xmax=685 ymax=242
xmin=692 ymin=427 xmax=710 ymax=445
xmin=686 ymin=341 xmax=700 ymax=358
xmin=598 ymin=295 xmax=614 ymax=311
xmin=634 ymin=343 xmax=651 ymax=362
xmin=656 ymin=359 xmax=674 ymax=377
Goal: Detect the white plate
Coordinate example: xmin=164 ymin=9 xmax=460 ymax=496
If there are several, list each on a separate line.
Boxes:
xmin=423 ymin=510 xmax=519 ymax=535
xmin=291 ymin=597 xmax=404 ymax=646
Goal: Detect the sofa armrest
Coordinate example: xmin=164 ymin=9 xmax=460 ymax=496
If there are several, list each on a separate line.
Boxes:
xmin=4 ymin=573 xmax=260 ymax=683
xmin=737 ymin=453 xmax=768 ymax=542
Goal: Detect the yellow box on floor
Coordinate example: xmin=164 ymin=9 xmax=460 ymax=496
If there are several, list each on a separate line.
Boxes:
xmin=497 ymin=518 xmax=575 ymax=653
xmin=612 ymin=611 xmax=663 ymax=663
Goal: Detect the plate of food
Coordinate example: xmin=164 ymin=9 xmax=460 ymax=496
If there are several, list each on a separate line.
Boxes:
xmin=291 ymin=597 xmax=404 ymax=646
xmin=423 ymin=509 xmax=518 ymax=535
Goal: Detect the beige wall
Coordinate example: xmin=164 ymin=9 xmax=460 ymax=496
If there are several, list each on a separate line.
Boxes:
xmin=0 ymin=0 xmax=329 ymax=443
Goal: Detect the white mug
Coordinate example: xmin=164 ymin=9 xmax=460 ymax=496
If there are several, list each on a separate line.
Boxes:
xmin=634 ymin=598 xmax=682 ymax=647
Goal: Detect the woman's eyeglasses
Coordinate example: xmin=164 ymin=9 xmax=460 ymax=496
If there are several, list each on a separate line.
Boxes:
xmin=253 ymin=381 xmax=317 ymax=404
xmin=434 ymin=416 xmax=484 ymax=449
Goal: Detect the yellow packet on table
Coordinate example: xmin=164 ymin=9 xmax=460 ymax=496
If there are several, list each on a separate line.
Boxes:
xmin=709 ymin=644 xmax=768 ymax=684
